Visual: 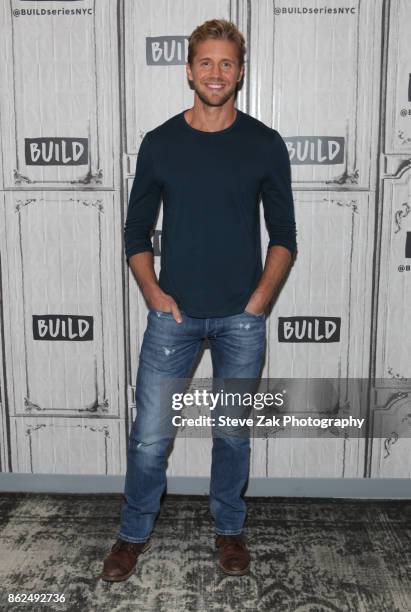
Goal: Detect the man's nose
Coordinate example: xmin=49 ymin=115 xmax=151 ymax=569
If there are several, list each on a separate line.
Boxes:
xmin=209 ymin=64 xmax=223 ymax=79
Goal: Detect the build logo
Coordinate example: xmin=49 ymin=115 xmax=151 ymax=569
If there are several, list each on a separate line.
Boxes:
xmin=25 ymin=138 xmax=88 ymax=165
xmin=146 ymin=36 xmax=189 ymax=65
xmin=285 ymin=137 xmax=344 ymax=165
xmin=278 ymin=317 xmax=341 ymax=342
xmin=33 ymin=315 xmax=93 ymax=341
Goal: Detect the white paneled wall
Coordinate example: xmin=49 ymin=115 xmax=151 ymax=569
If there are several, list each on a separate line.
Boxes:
xmin=0 ymin=0 xmax=409 ymax=480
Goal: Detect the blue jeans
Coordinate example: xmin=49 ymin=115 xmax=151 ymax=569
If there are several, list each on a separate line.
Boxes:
xmin=118 ymin=308 xmax=266 ymax=543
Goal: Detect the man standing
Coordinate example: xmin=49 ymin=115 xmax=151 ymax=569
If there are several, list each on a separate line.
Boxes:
xmin=101 ymin=18 xmax=297 ymax=581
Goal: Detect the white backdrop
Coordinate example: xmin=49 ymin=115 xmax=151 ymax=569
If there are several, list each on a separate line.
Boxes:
xmin=0 ymin=0 xmax=410 ymax=481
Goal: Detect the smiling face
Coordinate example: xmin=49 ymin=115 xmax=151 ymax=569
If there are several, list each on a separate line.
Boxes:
xmin=186 ymin=38 xmax=244 ymax=108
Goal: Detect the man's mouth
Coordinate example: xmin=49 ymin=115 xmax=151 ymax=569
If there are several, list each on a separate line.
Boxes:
xmin=205 ymin=83 xmax=225 ymax=90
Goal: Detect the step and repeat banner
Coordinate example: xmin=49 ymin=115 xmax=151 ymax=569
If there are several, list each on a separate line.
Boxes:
xmin=0 ymin=0 xmax=410 ymax=481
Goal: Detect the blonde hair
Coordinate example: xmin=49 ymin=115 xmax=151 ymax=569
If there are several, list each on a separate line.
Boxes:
xmin=187 ymin=19 xmax=246 ymax=67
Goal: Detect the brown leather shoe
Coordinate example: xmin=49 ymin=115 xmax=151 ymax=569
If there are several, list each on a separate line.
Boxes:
xmin=100 ymin=538 xmax=151 ymax=582
xmin=216 ymin=534 xmax=251 ymax=575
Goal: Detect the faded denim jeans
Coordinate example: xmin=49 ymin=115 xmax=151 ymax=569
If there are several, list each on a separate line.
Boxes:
xmin=118 ymin=307 xmax=266 ymax=543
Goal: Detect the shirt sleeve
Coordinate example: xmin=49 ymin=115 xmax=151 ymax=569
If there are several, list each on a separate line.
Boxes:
xmin=124 ymin=131 xmax=163 ymax=259
xmin=261 ymin=130 xmax=297 ymax=257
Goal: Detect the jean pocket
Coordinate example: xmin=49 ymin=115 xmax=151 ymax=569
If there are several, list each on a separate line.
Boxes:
xmin=149 ymin=308 xmax=174 ymax=318
xmin=242 ymin=309 xmax=265 ymax=320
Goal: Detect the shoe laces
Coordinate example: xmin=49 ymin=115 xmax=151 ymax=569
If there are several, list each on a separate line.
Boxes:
xmin=217 ymin=534 xmax=247 ymax=553
xmin=112 ymin=539 xmax=143 ymax=554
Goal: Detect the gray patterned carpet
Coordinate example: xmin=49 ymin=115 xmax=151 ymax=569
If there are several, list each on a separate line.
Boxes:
xmin=0 ymin=493 xmax=410 ymax=611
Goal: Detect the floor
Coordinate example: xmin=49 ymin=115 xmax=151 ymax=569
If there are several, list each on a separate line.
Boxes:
xmin=0 ymin=493 xmax=410 ymax=611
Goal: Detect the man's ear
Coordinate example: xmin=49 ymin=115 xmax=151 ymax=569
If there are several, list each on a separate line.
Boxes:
xmin=238 ymin=63 xmax=244 ymax=83
xmin=186 ymin=62 xmax=193 ymax=81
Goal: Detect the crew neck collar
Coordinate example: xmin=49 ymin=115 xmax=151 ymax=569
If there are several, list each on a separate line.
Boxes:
xmin=181 ymin=108 xmax=241 ymax=135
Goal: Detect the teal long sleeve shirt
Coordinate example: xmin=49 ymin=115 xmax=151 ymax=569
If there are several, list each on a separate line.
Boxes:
xmin=124 ymin=108 xmax=297 ymax=318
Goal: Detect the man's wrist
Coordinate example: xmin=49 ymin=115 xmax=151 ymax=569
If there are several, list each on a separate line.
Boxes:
xmin=252 ymin=287 xmax=273 ymax=305
xmin=141 ymin=281 xmax=162 ymax=300
xmin=246 ymin=288 xmax=272 ymax=313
